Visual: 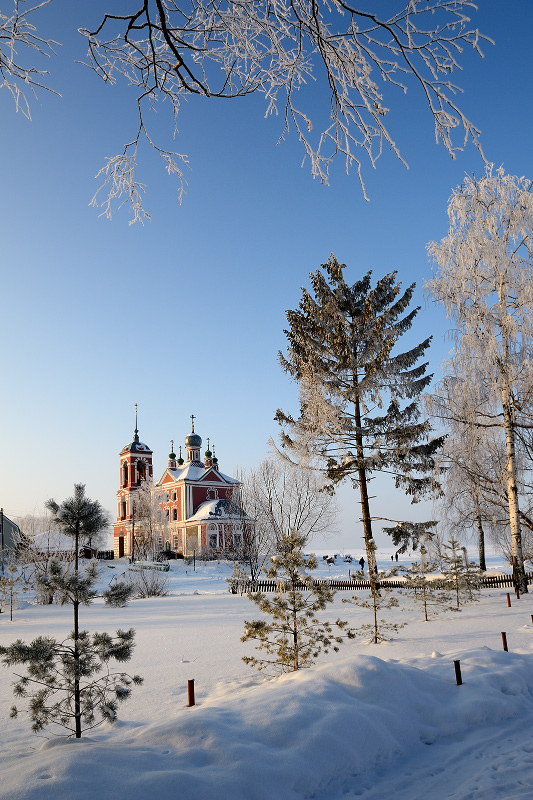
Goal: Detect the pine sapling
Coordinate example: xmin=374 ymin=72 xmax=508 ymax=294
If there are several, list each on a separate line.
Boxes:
xmin=343 ymin=542 xmax=406 ymax=643
xmin=242 ymin=530 xmax=354 ymax=673
xmin=441 ymin=536 xmax=482 ymax=609
xmin=0 ymin=564 xmax=28 ymax=621
xmin=0 ymin=485 xmax=143 ymax=738
xmin=401 ymin=545 xmax=454 ymax=621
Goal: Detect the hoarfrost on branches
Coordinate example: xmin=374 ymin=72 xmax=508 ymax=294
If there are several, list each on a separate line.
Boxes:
xmin=1 ymin=0 xmax=490 ymax=221
xmin=426 ymin=167 xmax=533 ymax=592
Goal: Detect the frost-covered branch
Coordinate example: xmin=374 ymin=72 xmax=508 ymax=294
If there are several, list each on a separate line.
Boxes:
xmin=2 ymin=1 xmax=489 ymax=221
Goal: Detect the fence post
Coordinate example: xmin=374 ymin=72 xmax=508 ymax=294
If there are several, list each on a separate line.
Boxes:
xmin=188 ymin=679 xmax=195 ymax=707
xmin=453 ymin=660 xmax=462 ymax=686
xmin=515 ymin=586 xmax=520 ymax=600
xmin=501 ymin=632 xmax=508 ymax=652
xmin=507 ymin=592 xmax=511 ymax=607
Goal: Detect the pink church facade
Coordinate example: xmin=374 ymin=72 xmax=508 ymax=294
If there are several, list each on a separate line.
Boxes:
xmin=113 ymin=417 xmax=251 ymax=559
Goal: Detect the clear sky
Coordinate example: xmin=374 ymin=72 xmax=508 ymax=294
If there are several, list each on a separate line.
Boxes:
xmin=2 ymin=0 xmax=532 ymax=550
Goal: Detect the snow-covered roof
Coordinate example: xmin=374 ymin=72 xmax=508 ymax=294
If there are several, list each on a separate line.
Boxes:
xmin=159 ymin=463 xmax=239 ymax=485
xmin=187 ymin=499 xmax=248 ymax=523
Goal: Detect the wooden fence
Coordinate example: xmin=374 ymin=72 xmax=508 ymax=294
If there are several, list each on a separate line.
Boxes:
xmin=231 ymin=572 xmax=533 ymax=595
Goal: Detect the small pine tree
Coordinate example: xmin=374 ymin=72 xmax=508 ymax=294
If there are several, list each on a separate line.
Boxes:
xmin=441 ymin=536 xmax=482 ymax=609
xmin=343 ymin=542 xmax=406 ymax=643
xmin=0 ymin=564 xmax=28 ymax=621
xmin=0 ymin=485 xmax=143 ymax=739
xmin=227 ymin=561 xmax=248 ymax=595
xmin=242 ymin=531 xmax=354 ymax=673
xmin=402 ymin=545 xmax=454 ymax=621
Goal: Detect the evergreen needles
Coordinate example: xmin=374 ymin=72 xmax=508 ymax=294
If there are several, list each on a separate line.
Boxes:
xmin=242 ymin=531 xmax=354 ymax=673
xmin=276 ymin=255 xmax=442 ymax=576
xmin=0 ymin=484 xmax=142 ymax=738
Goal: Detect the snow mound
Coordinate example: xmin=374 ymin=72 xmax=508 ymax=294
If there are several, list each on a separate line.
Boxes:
xmin=1 ymin=648 xmax=532 ymax=800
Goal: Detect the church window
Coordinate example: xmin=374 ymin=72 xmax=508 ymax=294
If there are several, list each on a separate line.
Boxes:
xmin=122 ymin=462 xmax=128 ymax=487
xmin=173 ymin=535 xmax=179 ymax=550
xmin=209 ymin=533 xmax=218 ymax=548
xmin=172 ymin=508 xmax=178 ymax=521
xmin=137 ymin=461 xmax=146 ymax=483
xmin=172 ymin=491 xmax=176 ymax=501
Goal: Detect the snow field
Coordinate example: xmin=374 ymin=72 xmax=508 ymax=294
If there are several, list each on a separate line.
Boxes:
xmin=0 ymin=554 xmax=532 ymax=800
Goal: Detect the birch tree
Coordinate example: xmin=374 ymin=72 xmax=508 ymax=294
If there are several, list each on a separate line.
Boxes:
xmin=276 ymin=255 xmax=443 ymax=577
xmin=1 ymin=0 xmax=489 ymax=222
xmin=234 ymin=458 xmax=337 ymax=581
xmin=426 ymin=168 xmax=533 ymax=593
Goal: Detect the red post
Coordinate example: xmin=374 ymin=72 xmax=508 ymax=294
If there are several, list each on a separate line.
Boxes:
xmin=501 ymin=632 xmax=508 ymax=652
xmin=515 ymin=586 xmax=520 ymax=600
xmin=188 ymin=679 xmax=195 ymax=707
xmin=507 ymin=592 xmax=511 ymax=607
xmin=453 ymin=660 xmax=462 ymax=686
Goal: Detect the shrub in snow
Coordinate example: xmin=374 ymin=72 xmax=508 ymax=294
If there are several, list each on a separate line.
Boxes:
xmin=125 ymin=566 xmax=169 ymax=598
xmin=0 ymin=485 xmax=142 ymax=739
xmin=242 ymin=530 xmax=354 ymax=673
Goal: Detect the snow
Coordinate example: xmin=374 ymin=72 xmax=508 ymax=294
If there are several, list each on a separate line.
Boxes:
xmin=1 ymin=550 xmax=533 ymax=799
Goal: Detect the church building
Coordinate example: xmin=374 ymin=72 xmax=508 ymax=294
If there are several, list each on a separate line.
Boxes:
xmin=113 ymin=414 xmax=250 ymax=559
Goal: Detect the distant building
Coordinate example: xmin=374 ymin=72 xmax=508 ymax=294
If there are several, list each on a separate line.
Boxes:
xmin=0 ymin=510 xmax=21 ymax=554
xmin=113 ymin=415 xmax=252 ymax=558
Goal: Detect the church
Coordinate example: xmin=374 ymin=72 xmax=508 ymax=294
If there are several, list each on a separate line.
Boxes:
xmin=112 ymin=414 xmax=250 ymax=559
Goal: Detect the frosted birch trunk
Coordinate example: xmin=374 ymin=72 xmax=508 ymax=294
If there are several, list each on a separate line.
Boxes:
xmin=501 ymin=385 xmax=527 ymax=592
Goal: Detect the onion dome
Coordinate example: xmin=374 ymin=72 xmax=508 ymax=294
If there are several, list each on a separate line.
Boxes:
xmin=185 ymin=431 xmax=202 ymax=448
xmin=121 ymin=404 xmax=152 ymax=453
xmin=185 ymin=414 xmax=202 ymax=448
xmin=177 ymin=446 xmax=184 ymax=465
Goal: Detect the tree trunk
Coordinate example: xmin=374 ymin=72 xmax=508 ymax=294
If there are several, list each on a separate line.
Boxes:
xmin=501 ymin=385 xmax=528 ymax=593
xmin=354 ymin=392 xmax=377 ymax=581
xmin=74 ymin=523 xmax=82 ymax=738
xmin=473 ymin=501 xmax=487 ymax=572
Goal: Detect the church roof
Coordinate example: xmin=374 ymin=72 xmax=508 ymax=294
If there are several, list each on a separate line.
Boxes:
xmin=187 ymin=498 xmax=248 ymax=522
xmin=121 ymin=439 xmax=152 ymax=454
xmin=162 ymin=463 xmax=238 ymax=484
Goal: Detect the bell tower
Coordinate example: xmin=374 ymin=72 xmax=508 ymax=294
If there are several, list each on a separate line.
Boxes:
xmin=113 ymin=405 xmax=153 ymax=558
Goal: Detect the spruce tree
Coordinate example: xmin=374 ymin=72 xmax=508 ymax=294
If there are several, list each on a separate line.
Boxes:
xmin=276 ymin=256 xmax=443 ymax=576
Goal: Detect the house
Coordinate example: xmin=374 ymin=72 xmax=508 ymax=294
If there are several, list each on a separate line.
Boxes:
xmin=0 ymin=509 xmax=21 ymax=555
xmin=113 ymin=415 xmax=251 ymax=558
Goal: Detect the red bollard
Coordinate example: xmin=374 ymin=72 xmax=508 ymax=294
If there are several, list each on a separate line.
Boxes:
xmin=188 ymin=679 xmax=195 ymax=707
xmin=501 ymin=632 xmax=508 ymax=652
xmin=515 ymin=587 xmax=520 ymax=600
xmin=453 ymin=660 xmax=462 ymax=686
xmin=507 ymin=593 xmax=511 ymax=607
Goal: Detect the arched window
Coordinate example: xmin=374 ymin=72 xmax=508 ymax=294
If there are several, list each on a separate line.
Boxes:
xmin=172 ymin=508 xmax=178 ymax=521
xmin=122 ymin=461 xmax=129 ymax=487
xmin=137 ymin=461 xmax=146 ymax=483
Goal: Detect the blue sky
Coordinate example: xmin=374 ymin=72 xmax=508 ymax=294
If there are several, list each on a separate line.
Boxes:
xmin=2 ymin=0 xmax=532 ymax=550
